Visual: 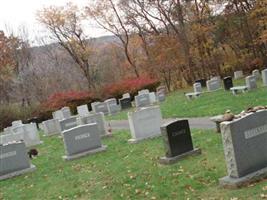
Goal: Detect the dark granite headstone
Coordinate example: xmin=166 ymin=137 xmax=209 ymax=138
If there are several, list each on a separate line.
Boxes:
xmin=159 ymin=120 xmax=201 ymax=164
xmin=195 ymin=79 xmax=206 ymax=87
xmin=119 ymin=98 xmax=132 ymax=110
xmin=223 ymin=76 xmax=233 ymax=90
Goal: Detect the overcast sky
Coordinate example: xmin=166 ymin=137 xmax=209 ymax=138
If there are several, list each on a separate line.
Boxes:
xmin=0 ymin=0 xmax=111 ymax=45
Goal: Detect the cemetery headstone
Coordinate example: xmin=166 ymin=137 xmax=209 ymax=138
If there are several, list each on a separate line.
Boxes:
xmin=219 ymin=110 xmax=267 ymax=188
xmin=195 ymin=79 xmax=206 ymax=87
xmin=234 ymin=70 xmax=244 ymax=79
xmin=156 ymin=86 xmax=167 ymax=95
xmin=262 ymin=69 xmax=267 ymax=86
xmin=92 ymin=102 xmax=109 ymax=115
xmin=128 ymin=106 xmax=162 ymax=143
xmin=245 ymin=75 xmax=257 ymax=90
xmin=135 ymin=93 xmax=151 ymax=108
xmin=206 ymin=79 xmax=221 ymax=92
xmin=159 ymin=120 xmax=201 ymax=164
xmin=119 ymin=97 xmax=132 ymax=110
xmin=61 ymin=107 xmax=72 ymax=119
xmin=59 ymin=116 xmax=78 ymax=132
xmin=77 ymin=105 xmax=90 ymax=117
xmin=223 ymin=76 xmax=233 ymax=91
xmin=157 ymin=91 xmax=166 ymax=102
xmin=62 ymin=124 xmax=107 ymax=161
xmin=42 ymin=119 xmax=61 ymax=136
xmin=0 ymin=141 xmax=36 ymax=180
xmin=193 ymin=83 xmax=202 ymax=93
xmin=11 ymin=124 xmax=42 ymax=147
xmin=12 ymin=120 xmax=22 ymax=127
xmin=252 ymin=69 xmax=260 ymax=79
xmin=122 ymin=93 xmax=130 ymax=99
xmin=105 ymin=98 xmax=121 ymax=115
xmin=77 ymin=112 xmax=109 ymax=137
xmin=138 ymin=89 xmax=150 ymax=95
xmin=149 ymin=92 xmax=157 ymax=104
xmin=53 ymin=110 xmax=65 ymax=120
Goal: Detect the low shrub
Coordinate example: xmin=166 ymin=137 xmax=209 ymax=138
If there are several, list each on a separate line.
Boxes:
xmin=0 ymin=105 xmax=35 ymax=131
xmin=103 ymin=76 xmax=160 ymax=100
xmin=34 ymin=91 xmax=99 ymax=119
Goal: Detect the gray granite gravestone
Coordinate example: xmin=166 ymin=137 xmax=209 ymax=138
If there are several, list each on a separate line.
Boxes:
xmin=77 ymin=105 xmax=90 ymax=117
xmin=138 ymin=89 xmax=149 ymax=95
xmin=159 ymin=120 xmax=201 ymax=164
xmin=10 ymin=124 xmax=42 ymax=147
xmin=262 ymin=69 xmax=267 ymax=86
xmin=220 ymin=110 xmax=267 ymax=188
xmin=245 ymin=75 xmax=257 ymax=90
xmin=252 ymin=69 xmax=260 ymax=79
xmin=62 ymin=124 xmax=107 ymax=160
xmin=135 ymin=93 xmax=151 ymax=108
xmin=157 ymin=86 xmax=167 ymax=93
xmin=61 ymin=107 xmax=72 ymax=119
xmin=42 ymin=119 xmax=61 ymax=136
xmin=105 ymin=98 xmax=121 ymax=115
xmin=59 ymin=116 xmax=78 ymax=132
xmin=0 ymin=142 xmax=36 ymax=180
xmin=122 ymin=93 xmax=130 ymax=98
xmin=157 ymin=91 xmax=166 ymax=102
xmin=234 ymin=71 xmax=244 ymax=79
xmin=53 ymin=110 xmax=65 ymax=120
xmin=93 ymin=102 xmax=109 ymax=115
xmin=77 ymin=112 xmax=110 ymax=137
xmin=193 ymin=83 xmax=202 ymax=93
xmin=12 ymin=120 xmax=23 ymax=127
xmin=149 ymin=92 xmax=157 ymax=104
xmin=128 ymin=106 xmax=162 ymax=143
xmin=206 ymin=79 xmax=221 ymax=92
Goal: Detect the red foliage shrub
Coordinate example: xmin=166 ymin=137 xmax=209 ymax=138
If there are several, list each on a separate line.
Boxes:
xmin=34 ymin=91 xmax=98 ymax=120
xmin=103 ymin=76 xmax=160 ymax=99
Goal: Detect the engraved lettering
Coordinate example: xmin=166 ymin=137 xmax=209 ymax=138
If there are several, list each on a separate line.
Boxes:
xmin=244 ymin=124 xmax=267 ymax=139
xmin=0 ymin=151 xmax=17 ymax=159
xmin=75 ymin=133 xmax=90 ymax=140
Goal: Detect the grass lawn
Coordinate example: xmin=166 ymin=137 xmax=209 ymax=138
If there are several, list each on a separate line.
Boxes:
xmin=107 ymin=79 xmax=267 ymax=120
xmin=1 ymin=130 xmax=266 ymax=200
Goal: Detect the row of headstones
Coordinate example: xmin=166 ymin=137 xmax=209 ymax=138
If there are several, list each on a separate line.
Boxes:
xmin=1 ymin=105 xmax=267 ymax=188
xmin=0 ymin=120 xmax=42 ymax=147
xmin=187 ymin=69 xmax=267 ymax=98
xmin=90 ymin=88 xmax=167 ymax=115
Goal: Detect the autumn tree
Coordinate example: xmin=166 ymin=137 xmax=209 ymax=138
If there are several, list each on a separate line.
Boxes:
xmin=85 ymin=0 xmax=140 ymax=78
xmin=37 ymin=3 xmax=97 ymax=90
xmin=0 ymin=31 xmax=20 ymax=103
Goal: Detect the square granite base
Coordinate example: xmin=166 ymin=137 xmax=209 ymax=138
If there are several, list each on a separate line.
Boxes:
xmin=128 ymin=134 xmax=161 ymax=144
xmin=62 ymin=145 xmax=107 ymax=161
xmin=0 ymin=164 xmax=36 ymax=181
xmin=159 ymin=148 xmax=201 ymax=165
xmin=219 ymin=166 xmax=267 ymax=189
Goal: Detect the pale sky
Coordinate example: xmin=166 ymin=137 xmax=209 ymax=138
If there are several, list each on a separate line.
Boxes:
xmin=0 ymin=0 xmax=111 ymax=45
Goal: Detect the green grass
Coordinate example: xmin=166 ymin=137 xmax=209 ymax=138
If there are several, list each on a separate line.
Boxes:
xmin=107 ymin=79 xmax=267 ymax=120
xmin=1 ymin=130 xmax=266 ymax=200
